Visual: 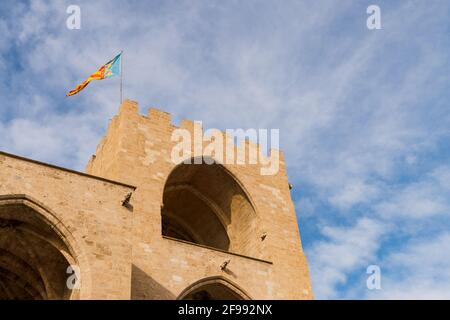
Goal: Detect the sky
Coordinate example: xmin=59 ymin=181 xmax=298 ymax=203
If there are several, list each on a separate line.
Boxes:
xmin=1 ymin=0 xmax=450 ymax=299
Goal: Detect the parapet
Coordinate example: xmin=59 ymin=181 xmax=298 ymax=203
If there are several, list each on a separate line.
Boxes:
xmin=119 ymin=99 xmax=139 ymax=114
xmin=148 ymin=108 xmax=172 ymax=124
xmin=96 ymin=99 xmax=286 ymax=174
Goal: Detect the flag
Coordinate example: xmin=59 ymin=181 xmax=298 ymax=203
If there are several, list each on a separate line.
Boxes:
xmin=67 ymin=52 xmax=122 ymax=96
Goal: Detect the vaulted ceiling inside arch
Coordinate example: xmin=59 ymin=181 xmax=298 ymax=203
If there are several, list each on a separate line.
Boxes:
xmin=162 ymin=161 xmax=260 ymax=257
xmin=0 ymin=204 xmax=76 ymax=300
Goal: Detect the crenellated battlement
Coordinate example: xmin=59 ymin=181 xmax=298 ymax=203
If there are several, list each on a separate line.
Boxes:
xmin=87 ymin=99 xmax=284 ymax=179
xmin=2 ymin=99 xmax=312 ymax=301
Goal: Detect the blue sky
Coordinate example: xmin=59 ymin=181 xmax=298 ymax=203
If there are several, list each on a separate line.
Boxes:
xmin=1 ymin=0 xmax=450 ymax=299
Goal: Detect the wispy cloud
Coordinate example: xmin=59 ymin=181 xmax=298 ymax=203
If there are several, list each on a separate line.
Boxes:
xmin=368 ymin=233 xmax=450 ymax=299
xmin=308 ymin=218 xmax=387 ymax=299
xmin=1 ymin=0 xmax=450 ymax=299
xmin=375 ymin=166 xmax=450 ymax=219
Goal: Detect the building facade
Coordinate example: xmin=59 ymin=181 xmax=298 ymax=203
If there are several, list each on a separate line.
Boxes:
xmin=0 ymin=100 xmax=313 ymax=300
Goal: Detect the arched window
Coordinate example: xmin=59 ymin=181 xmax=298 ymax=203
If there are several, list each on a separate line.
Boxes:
xmin=0 ymin=196 xmax=80 ymax=300
xmin=178 ymin=276 xmax=251 ymax=300
xmin=162 ymin=157 xmax=261 ymax=257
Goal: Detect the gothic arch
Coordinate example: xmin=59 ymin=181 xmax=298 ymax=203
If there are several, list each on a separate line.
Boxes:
xmin=0 ymin=194 xmax=91 ymax=300
xmin=177 ymin=276 xmax=252 ymax=300
xmin=161 ymin=157 xmax=262 ymax=257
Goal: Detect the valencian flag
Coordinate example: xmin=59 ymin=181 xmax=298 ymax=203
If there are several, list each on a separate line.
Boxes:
xmin=67 ymin=52 xmax=122 ymax=96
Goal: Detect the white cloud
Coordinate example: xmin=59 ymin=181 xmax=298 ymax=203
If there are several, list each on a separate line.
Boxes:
xmin=0 ymin=110 xmax=102 ymax=169
xmin=1 ymin=0 xmax=450 ymax=299
xmin=375 ymin=166 xmax=450 ymax=219
xmin=308 ymin=218 xmax=387 ymax=299
xmin=307 ymin=164 xmax=450 ymax=299
xmin=368 ymin=233 xmax=450 ymax=299
xmin=329 ymin=180 xmax=380 ymax=210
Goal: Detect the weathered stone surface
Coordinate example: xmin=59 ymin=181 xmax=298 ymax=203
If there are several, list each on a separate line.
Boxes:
xmin=0 ymin=100 xmax=313 ymax=300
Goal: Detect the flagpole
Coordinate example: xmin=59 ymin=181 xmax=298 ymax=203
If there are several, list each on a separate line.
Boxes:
xmin=120 ymin=50 xmax=123 ymax=104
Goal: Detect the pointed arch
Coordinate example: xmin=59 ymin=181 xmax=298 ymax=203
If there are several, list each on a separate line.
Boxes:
xmin=161 ymin=156 xmax=262 ymax=257
xmin=163 ymin=156 xmax=258 ymax=212
xmin=177 ymin=276 xmax=252 ymax=300
xmin=0 ymin=194 xmax=91 ymax=299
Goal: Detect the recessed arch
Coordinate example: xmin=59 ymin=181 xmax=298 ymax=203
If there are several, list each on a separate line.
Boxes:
xmin=0 ymin=194 xmax=91 ymax=300
xmin=177 ymin=276 xmax=252 ymax=300
xmin=161 ymin=157 xmax=262 ymax=257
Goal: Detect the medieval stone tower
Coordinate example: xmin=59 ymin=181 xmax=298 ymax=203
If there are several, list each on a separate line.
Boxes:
xmin=0 ymin=100 xmax=313 ymax=300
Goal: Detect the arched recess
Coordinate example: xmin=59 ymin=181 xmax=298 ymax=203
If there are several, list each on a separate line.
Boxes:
xmin=177 ymin=276 xmax=252 ymax=300
xmin=161 ymin=157 xmax=262 ymax=257
xmin=0 ymin=195 xmax=90 ymax=300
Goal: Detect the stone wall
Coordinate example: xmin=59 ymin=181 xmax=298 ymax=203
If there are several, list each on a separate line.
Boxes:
xmin=0 ymin=152 xmax=135 ymax=299
xmin=0 ymin=99 xmax=313 ymax=300
xmin=87 ymin=100 xmax=313 ymax=300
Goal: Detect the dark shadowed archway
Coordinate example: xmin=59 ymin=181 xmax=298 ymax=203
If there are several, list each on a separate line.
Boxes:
xmin=161 ymin=157 xmax=261 ymax=257
xmin=178 ymin=276 xmax=251 ymax=300
xmin=0 ymin=195 xmax=82 ymax=300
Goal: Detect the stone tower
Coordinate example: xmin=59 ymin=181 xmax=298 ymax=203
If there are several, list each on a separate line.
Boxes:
xmin=0 ymin=99 xmax=312 ymax=300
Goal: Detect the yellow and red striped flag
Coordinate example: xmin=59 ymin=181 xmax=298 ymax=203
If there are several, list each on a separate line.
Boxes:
xmin=67 ymin=52 xmax=122 ymax=96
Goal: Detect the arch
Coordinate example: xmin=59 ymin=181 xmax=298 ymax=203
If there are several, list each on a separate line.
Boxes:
xmin=161 ymin=157 xmax=258 ymax=215
xmin=0 ymin=194 xmax=91 ymax=299
xmin=177 ymin=276 xmax=252 ymax=300
xmin=161 ymin=157 xmax=262 ymax=257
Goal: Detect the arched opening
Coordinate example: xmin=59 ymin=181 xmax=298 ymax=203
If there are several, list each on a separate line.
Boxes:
xmin=161 ymin=157 xmax=260 ymax=257
xmin=178 ymin=276 xmax=251 ymax=300
xmin=0 ymin=197 xmax=79 ymax=300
